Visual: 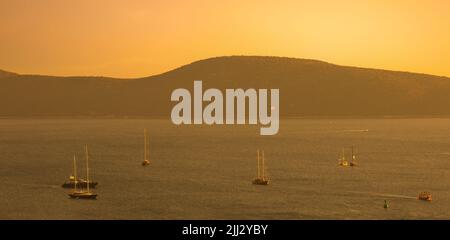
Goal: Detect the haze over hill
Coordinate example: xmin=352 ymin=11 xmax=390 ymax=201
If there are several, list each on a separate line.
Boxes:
xmin=1 ymin=56 xmax=450 ymax=117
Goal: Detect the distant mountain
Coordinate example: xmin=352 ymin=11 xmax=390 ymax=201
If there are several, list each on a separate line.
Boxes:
xmin=1 ymin=56 xmax=450 ymax=117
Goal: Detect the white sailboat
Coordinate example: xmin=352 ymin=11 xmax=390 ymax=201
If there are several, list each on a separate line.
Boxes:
xmin=252 ymin=149 xmax=269 ymax=185
xmin=142 ymin=128 xmax=150 ymax=166
xmin=339 ymin=148 xmax=349 ymax=167
xmin=69 ymin=145 xmax=97 ymax=199
xmin=350 ymin=145 xmax=357 ymax=166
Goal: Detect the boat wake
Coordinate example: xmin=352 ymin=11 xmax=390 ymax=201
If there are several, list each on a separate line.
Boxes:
xmin=434 ymin=152 xmax=450 ymax=155
xmin=4 ymin=181 xmax=60 ymax=189
xmin=339 ymin=129 xmax=369 ymax=133
xmin=346 ymin=190 xmax=416 ymax=200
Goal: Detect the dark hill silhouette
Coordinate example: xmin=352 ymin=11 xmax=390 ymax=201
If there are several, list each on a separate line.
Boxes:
xmin=1 ymin=56 xmax=450 ymax=117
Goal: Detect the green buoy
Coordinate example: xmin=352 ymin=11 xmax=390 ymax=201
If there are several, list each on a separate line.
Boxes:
xmin=384 ymin=200 xmax=389 ymax=209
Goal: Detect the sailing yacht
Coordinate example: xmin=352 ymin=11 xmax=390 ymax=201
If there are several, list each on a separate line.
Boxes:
xmin=69 ymin=145 xmax=98 ymax=199
xmin=142 ymin=128 xmax=150 ymax=166
xmin=252 ymin=149 xmax=269 ymax=185
xmin=349 ymin=145 xmax=357 ymax=167
xmin=338 ymin=148 xmax=349 ymax=167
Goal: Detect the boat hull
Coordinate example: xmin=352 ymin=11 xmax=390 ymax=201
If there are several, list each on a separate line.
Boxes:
xmin=252 ymin=178 xmax=270 ymax=185
xmin=69 ymin=192 xmax=98 ymax=199
xmin=418 ymin=196 xmax=432 ymax=201
xmin=339 ymin=161 xmax=349 ymax=167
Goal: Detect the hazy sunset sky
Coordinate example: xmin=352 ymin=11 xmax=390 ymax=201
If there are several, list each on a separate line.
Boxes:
xmin=0 ymin=0 xmax=449 ymax=78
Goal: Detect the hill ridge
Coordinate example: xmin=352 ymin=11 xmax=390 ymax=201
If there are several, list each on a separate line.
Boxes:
xmin=1 ymin=56 xmax=450 ymax=117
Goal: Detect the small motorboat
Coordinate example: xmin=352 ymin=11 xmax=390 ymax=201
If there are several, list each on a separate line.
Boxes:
xmin=418 ymin=192 xmax=432 ymax=201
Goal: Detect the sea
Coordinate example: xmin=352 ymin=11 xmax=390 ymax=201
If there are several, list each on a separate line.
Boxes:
xmin=0 ymin=118 xmax=449 ymax=219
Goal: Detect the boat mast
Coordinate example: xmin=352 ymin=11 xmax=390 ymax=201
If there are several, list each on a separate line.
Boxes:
xmin=262 ymin=150 xmax=265 ymax=179
xmin=257 ymin=149 xmax=260 ymax=178
xmin=144 ymin=128 xmax=148 ymax=161
xmin=85 ymin=145 xmax=90 ymax=193
xmin=351 ymin=145 xmax=355 ymax=162
xmin=73 ymin=155 xmax=77 ymax=192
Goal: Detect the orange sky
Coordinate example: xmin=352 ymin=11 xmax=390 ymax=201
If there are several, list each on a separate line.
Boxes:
xmin=0 ymin=0 xmax=449 ymax=78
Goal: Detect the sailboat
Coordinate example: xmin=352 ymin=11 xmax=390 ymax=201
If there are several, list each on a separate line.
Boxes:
xmin=384 ymin=200 xmax=389 ymax=209
xmin=142 ymin=128 xmax=150 ymax=166
xmin=338 ymin=148 xmax=349 ymax=167
xmin=252 ymin=149 xmax=269 ymax=185
xmin=62 ymin=154 xmax=98 ymax=188
xmin=69 ymin=145 xmax=98 ymax=199
xmin=349 ymin=145 xmax=357 ymax=167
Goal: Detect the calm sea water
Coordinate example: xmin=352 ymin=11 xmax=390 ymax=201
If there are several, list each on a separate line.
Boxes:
xmin=0 ymin=118 xmax=449 ymax=219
